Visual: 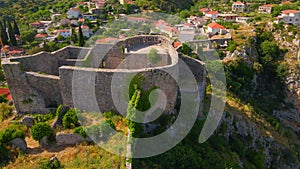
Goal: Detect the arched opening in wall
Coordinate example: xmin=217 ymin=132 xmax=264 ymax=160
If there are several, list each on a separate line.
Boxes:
xmin=159 ymin=40 xmax=162 ymax=44
xmin=101 ymin=60 xmax=106 ymax=68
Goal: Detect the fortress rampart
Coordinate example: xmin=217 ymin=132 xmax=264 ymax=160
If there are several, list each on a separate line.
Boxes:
xmin=2 ymin=35 xmax=206 ymax=116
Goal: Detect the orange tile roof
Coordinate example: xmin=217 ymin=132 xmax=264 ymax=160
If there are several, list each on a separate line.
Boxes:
xmin=96 ymin=37 xmax=118 ymax=43
xmin=208 ymin=22 xmax=225 ymax=29
xmin=35 ymin=34 xmax=48 ymax=38
xmin=206 ymin=11 xmax=218 ymax=15
xmin=281 ymin=10 xmax=300 ymax=14
xmin=173 ymin=41 xmax=181 ymax=48
xmin=233 ymin=1 xmax=244 ymax=5
xmin=0 ymin=88 xmax=11 ymax=100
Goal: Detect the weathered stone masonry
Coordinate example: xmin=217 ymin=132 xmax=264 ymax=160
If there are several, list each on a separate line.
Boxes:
xmin=2 ymin=35 xmax=206 ymax=116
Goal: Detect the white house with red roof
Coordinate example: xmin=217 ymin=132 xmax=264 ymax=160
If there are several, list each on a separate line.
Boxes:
xmin=232 ymin=1 xmax=248 ymax=13
xmin=275 ymin=10 xmax=300 ymax=26
xmin=205 ymin=11 xmax=219 ymax=20
xmin=207 ymin=22 xmax=227 ymax=35
xmin=153 ymin=20 xmax=179 ymax=37
xmin=31 ymin=21 xmax=46 ymax=29
xmin=258 ymin=4 xmax=273 ymax=14
xmin=68 ymin=7 xmax=81 ymax=19
xmin=54 ymin=29 xmax=72 ymax=38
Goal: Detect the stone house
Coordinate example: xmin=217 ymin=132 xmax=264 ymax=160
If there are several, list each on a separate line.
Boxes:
xmin=205 ymin=11 xmax=219 ymax=20
xmin=232 ymin=1 xmax=248 ymax=13
xmin=68 ymin=7 xmax=81 ymax=19
xmin=258 ymin=4 xmax=273 ymax=14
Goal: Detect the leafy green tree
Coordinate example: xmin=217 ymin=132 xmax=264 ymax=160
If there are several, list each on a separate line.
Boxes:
xmin=30 ymin=122 xmax=53 ymax=142
xmin=260 ymin=41 xmax=280 ymax=65
xmin=13 ymin=20 xmax=20 ymax=35
xmin=21 ymin=30 xmax=36 ymax=44
xmin=7 ymin=21 xmax=17 ymax=46
xmin=62 ymin=109 xmax=80 ymax=129
xmin=147 ymin=48 xmax=162 ymax=64
xmin=276 ymin=62 xmax=289 ymax=81
xmin=179 ymin=43 xmax=193 ymax=56
xmin=0 ymin=125 xmax=26 ymax=143
xmin=78 ymin=24 xmax=85 ymax=47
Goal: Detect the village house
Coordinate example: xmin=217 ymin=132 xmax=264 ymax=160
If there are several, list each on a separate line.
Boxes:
xmin=258 ymin=4 xmax=273 ymax=14
xmin=236 ymin=16 xmax=253 ymax=23
xmin=205 ymin=11 xmax=219 ymax=20
xmin=153 ymin=20 xmax=179 ymax=38
xmin=275 ymin=10 xmax=300 ymax=26
xmin=76 ymin=25 xmax=93 ymax=38
xmin=207 ymin=22 xmax=227 ymax=35
xmin=68 ymin=7 xmax=81 ymax=19
xmin=218 ymin=14 xmax=238 ymax=22
xmin=60 ymin=18 xmax=71 ymax=27
xmin=54 ymin=29 xmax=72 ymax=38
xmin=199 ymin=8 xmax=211 ymax=15
xmin=187 ymin=16 xmax=207 ymax=27
xmin=232 ymin=1 xmax=248 ymax=13
xmin=34 ymin=34 xmax=48 ymax=41
xmin=31 ymin=21 xmax=46 ymax=29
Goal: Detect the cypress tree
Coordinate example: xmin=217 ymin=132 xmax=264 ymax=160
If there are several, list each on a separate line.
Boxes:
xmin=7 ymin=21 xmax=17 ymax=46
xmin=70 ymin=27 xmax=77 ymax=44
xmin=0 ymin=20 xmax=9 ymax=45
xmin=78 ymin=24 xmax=84 ymax=47
xmin=13 ymin=20 xmax=20 ymax=35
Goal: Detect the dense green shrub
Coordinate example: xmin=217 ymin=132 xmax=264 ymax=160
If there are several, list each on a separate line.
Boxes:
xmin=37 ymin=158 xmax=61 ymax=169
xmin=0 ymin=103 xmax=13 ymax=122
xmin=30 ymin=122 xmax=53 ymax=142
xmin=0 ymin=95 xmax=8 ymax=103
xmin=74 ymin=126 xmax=87 ymax=138
xmin=62 ymin=109 xmax=80 ymax=129
xmin=31 ymin=113 xmax=56 ymax=123
xmin=0 ymin=143 xmax=9 ymax=164
xmin=0 ymin=125 xmax=26 ymax=143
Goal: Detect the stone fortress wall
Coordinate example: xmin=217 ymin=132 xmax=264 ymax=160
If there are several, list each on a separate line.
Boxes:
xmin=2 ymin=35 xmax=206 ymax=116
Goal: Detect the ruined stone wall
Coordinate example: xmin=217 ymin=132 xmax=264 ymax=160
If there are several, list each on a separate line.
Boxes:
xmin=101 ymin=36 xmax=173 ymax=69
xmin=179 ymin=55 xmax=206 ymax=118
xmin=3 ymin=36 xmax=206 ymax=116
xmin=59 ymin=65 xmax=178 ymax=114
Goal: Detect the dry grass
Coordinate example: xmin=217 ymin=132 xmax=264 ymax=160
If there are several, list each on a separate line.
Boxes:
xmin=4 ymin=143 xmax=126 ymax=169
xmin=230 ymin=24 xmax=256 ymax=46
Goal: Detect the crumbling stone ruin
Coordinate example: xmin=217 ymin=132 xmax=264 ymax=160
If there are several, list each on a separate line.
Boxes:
xmin=2 ymin=35 xmax=206 ymax=116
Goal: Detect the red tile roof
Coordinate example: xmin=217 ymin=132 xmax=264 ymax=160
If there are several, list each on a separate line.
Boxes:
xmin=206 ymin=11 xmax=219 ymax=15
xmin=35 ymin=34 xmax=48 ymax=38
xmin=96 ymin=37 xmax=118 ymax=43
xmin=173 ymin=41 xmax=181 ymax=48
xmin=281 ymin=10 xmax=300 ymax=14
xmin=0 ymin=88 xmax=11 ymax=100
xmin=208 ymin=22 xmax=225 ymax=29
xmin=200 ymin=8 xmax=210 ymax=12
xmin=70 ymin=7 xmax=79 ymax=12
xmin=233 ymin=1 xmax=244 ymax=5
